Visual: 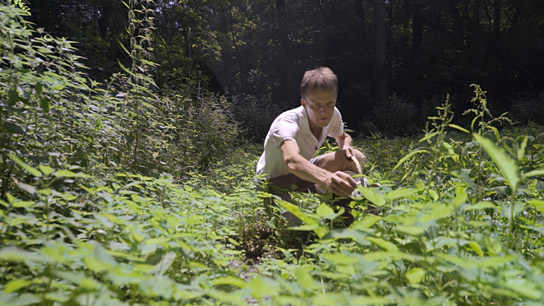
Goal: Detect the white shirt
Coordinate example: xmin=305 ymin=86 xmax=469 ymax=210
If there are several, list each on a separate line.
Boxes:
xmin=256 ymin=106 xmax=344 ymax=179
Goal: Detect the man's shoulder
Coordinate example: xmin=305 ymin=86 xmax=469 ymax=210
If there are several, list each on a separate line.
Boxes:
xmin=274 ymin=106 xmax=304 ymax=123
xmin=280 ymin=106 xmax=304 ymax=117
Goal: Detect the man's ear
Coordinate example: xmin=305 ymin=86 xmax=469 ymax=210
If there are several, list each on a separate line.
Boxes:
xmin=301 ymin=98 xmax=306 ymax=107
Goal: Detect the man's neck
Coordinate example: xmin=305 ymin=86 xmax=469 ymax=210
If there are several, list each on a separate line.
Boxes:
xmin=309 ymin=122 xmax=322 ymax=140
xmin=303 ymin=106 xmax=322 ymax=139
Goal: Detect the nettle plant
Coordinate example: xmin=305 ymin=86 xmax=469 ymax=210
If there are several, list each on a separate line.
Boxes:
xmin=252 ymin=87 xmax=544 ymax=305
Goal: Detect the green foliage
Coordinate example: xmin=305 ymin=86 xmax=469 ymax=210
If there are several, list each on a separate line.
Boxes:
xmin=364 ymin=94 xmax=423 ymax=136
xmin=0 ymin=1 xmax=240 ymax=199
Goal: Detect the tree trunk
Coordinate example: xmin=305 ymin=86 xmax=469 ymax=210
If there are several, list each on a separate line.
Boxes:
xmin=273 ymin=0 xmax=292 ymax=105
xmin=411 ymin=0 xmax=423 ymax=63
xmin=490 ymin=0 xmax=501 ymax=50
xmin=374 ymin=0 xmax=387 ymax=106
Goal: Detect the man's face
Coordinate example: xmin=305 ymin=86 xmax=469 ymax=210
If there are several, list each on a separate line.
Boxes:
xmin=301 ymin=88 xmax=337 ymax=128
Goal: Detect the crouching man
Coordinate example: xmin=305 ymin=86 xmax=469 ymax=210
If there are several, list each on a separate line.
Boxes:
xmin=256 ymin=67 xmax=366 ymax=202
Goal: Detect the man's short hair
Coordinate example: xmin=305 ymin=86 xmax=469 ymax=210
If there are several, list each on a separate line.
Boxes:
xmin=300 ymin=67 xmax=338 ymax=98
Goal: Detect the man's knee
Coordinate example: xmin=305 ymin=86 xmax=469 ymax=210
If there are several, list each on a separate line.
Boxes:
xmin=352 ymin=149 xmax=367 ymax=166
xmin=343 ymin=148 xmax=366 ymax=173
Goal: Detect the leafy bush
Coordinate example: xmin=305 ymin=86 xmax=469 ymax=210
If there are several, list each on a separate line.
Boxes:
xmin=510 ymin=93 xmax=544 ymax=125
xmin=0 ymin=1 xmax=240 ymax=198
xmin=364 ymin=94 xmax=423 ymax=136
xmin=231 ymin=94 xmax=281 ymax=142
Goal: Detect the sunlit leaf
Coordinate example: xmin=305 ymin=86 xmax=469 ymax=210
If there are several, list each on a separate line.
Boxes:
xmin=248 ymin=277 xmax=279 ymax=300
xmin=4 ymin=279 xmax=33 ymax=293
xmin=349 ymin=215 xmax=381 ymax=230
xmin=295 ymin=268 xmax=320 ymax=290
xmin=395 ymin=225 xmax=424 ymax=236
xmin=463 ymin=201 xmax=497 ymax=211
xmin=359 ymin=188 xmax=386 ymax=207
xmin=393 ymin=149 xmax=429 ymax=170
xmin=448 ymin=124 xmax=470 ymax=133
xmin=527 ymin=200 xmax=544 ymax=213
xmin=385 ymin=187 xmax=418 ymax=200
xmin=316 ymin=203 xmax=334 ymax=218
xmin=366 ymin=237 xmax=399 ymax=251
xmin=405 ymin=267 xmax=425 ymax=285
xmin=0 ymin=293 xmax=41 ymax=306
xmin=473 ymin=133 xmax=519 ymax=191
xmin=523 ymin=169 xmax=544 ymax=179
xmin=211 ymin=276 xmax=247 ymax=288
xmin=54 ymin=170 xmax=92 ymax=178
xmin=0 ymin=247 xmax=40 ymax=262
xmin=9 ymin=154 xmax=42 ymax=177
xmin=467 ymin=241 xmax=484 ymax=257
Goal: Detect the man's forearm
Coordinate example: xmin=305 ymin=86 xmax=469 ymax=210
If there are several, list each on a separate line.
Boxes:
xmin=336 ymin=132 xmax=353 ymax=149
xmin=284 ymin=154 xmax=331 ymax=186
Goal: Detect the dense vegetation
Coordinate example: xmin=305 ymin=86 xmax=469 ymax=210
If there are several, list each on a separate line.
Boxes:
xmin=1 ymin=1 xmax=544 ymax=305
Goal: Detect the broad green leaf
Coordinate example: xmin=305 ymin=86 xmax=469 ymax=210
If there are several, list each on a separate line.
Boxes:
xmin=248 ymin=277 xmax=279 ymax=300
xmin=38 ymin=165 xmax=54 ymax=176
xmin=295 ymin=267 xmax=320 ymax=290
xmin=350 ymin=296 xmax=391 ymax=305
xmin=155 ymin=251 xmax=176 ymax=275
xmin=9 ymin=154 xmax=42 ymax=177
xmin=14 ymin=179 xmax=37 ymax=195
xmin=395 ymin=225 xmax=424 ymax=236
xmin=0 ymin=293 xmax=40 ymax=306
xmin=478 ymin=255 xmax=515 ymax=267
xmin=506 ymin=279 xmax=542 ymax=300
xmin=359 ymin=188 xmax=386 ymax=207
xmin=451 ymin=184 xmax=468 ymax=207
xmin=324 ymin=229 xmax=369 ymax=245
xmin=207 ymin=289 xmax=244 ymax=305
xmin=420 ymin=204 xmax=453 ymax=223
xmin=517 ymin=136 xmax=529 ymax=161
xmin=362 ymin=251 xmax=418 ymax=262
xmin=4 ymin=279 xmax=33 ymax=293
xmin=464 ymin=201 xmax=497 ymax=211
xmin=473 ymin=133 xmax=519 ymax=191
xmin=393 ymin=149 xmax=429 ymax=170
xmin=405 ymin=267 xmax=426 ymax=284
xmin=12 ymin=200 xmax=36 ymax=208
xmin=366 ymin=237 xmax=399 ymax=251
xmin=275 ymin=199 xmax=317 ymax=226
xmin=385 ymin=187 xmax=418 ymax=200
xmin=311 ymin=294 xmax=348 ymax=306
xmin=0 ymin=247 xmax=40 ymax=262
xmin=211 ymin=276 xmax=247 ymax=288
xmin=316 ymin=203 xmax=334 ymax=218
xmin=349 ymin=215 xmax=382 ymax=230
xmin=523 ymin=169 xmax=544 ymax=179
xmin=467 ymin=241 xmax=484 ymax=257
xmin=527 ymin=200 xmax=544 ymax=213
xmin=436 ymin=253 xmax=477 ymax=269
xmin=54 ymin=170 xmax=92 ymax=178
xmin=275 ymin=199 xmax=328 ymax=237
xmin=322 ymin=253 xmax=359 ymax=265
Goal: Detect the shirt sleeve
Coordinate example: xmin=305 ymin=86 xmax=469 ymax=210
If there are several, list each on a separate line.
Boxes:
xmin=327 ymin=107 xmax=345 ymax=138
xmin=269 ymin=113 xmax=299 ymax=148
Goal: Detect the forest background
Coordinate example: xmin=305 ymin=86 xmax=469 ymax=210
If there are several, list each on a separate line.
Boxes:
xmin=25 ymin=0 xmax=544 ymax=139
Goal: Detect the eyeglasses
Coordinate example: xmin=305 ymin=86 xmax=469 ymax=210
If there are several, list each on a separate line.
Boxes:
xmin=304 ymin=98 xmax=336 ymax=111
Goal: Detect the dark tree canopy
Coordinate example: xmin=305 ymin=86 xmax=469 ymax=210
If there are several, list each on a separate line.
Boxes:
xmin=26 ymin=0 xmax=544 ymax=136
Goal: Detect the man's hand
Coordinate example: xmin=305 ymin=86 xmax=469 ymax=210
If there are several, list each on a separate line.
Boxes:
xmin=341 ymin=143 xmax=354 ymax=159
xmin=323 ymin=171 xmax=358 ymax=197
